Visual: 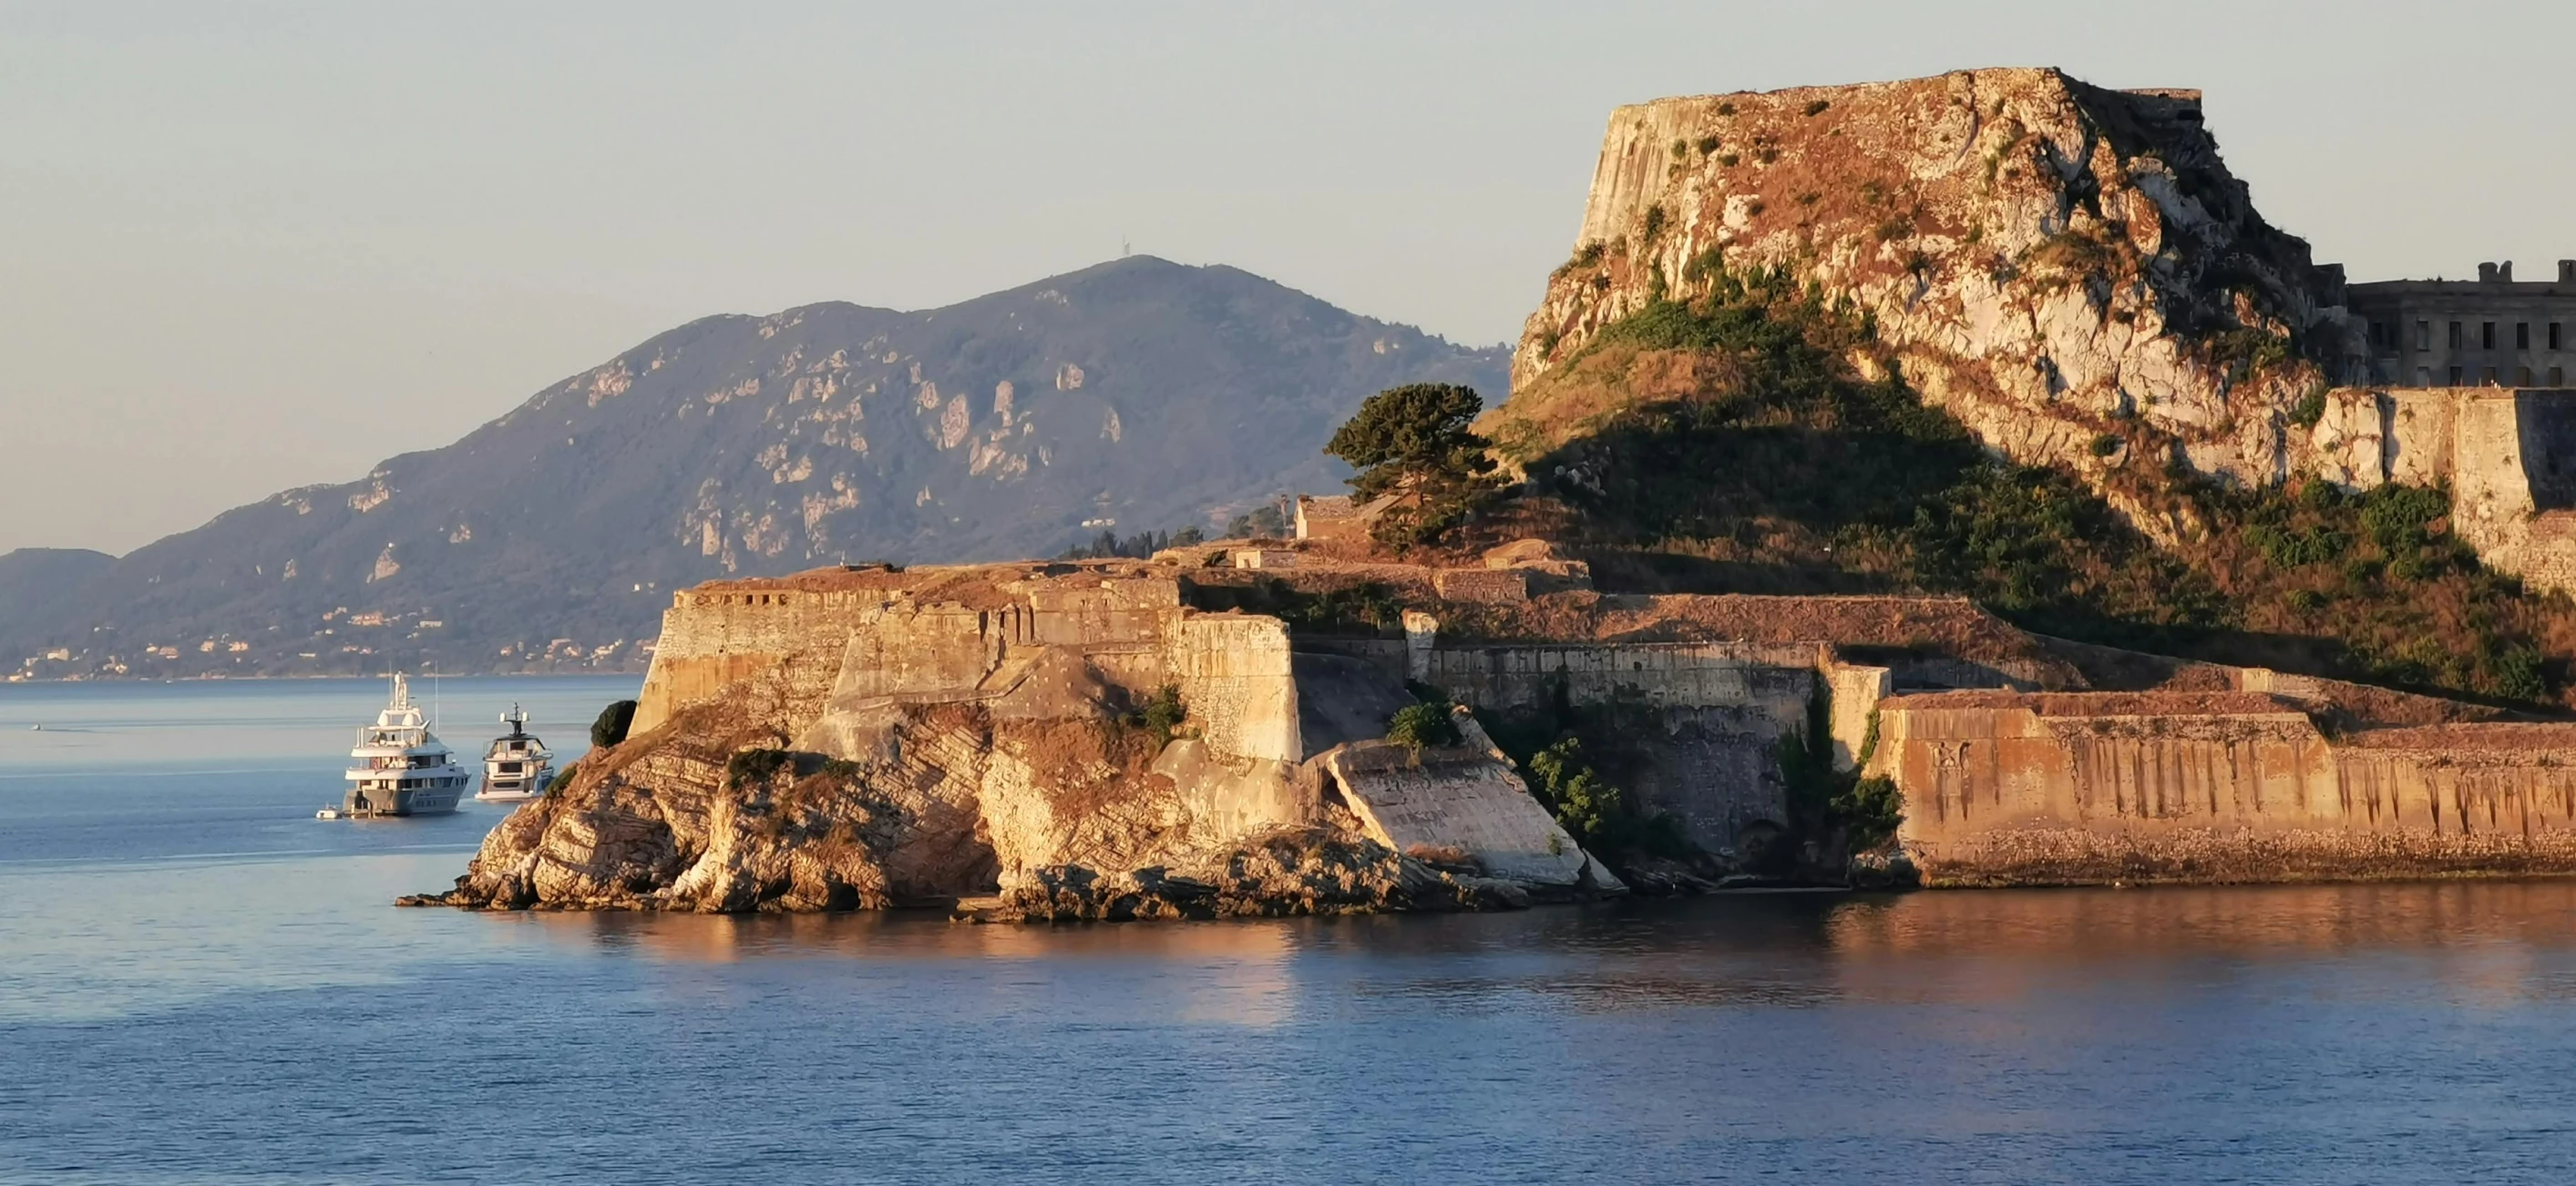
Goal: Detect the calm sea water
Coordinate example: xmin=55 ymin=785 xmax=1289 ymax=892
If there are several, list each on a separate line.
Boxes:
xmin=4 ymin=679 xmax=2575 ymax=1184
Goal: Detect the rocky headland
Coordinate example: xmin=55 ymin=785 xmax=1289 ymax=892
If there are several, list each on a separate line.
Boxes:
xmin=407 ymin=542 xmax=2576 ymax=915
xmin=409 ymin=66 xmax=2576 ymax=915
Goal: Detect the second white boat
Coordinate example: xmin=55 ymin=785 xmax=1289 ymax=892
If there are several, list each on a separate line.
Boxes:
xmin=474 ymin=703 xmax=556 ymax=803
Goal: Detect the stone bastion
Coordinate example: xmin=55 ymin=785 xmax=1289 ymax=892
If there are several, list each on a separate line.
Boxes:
xmin=628 ymin=552 xmax=2576 ymax=886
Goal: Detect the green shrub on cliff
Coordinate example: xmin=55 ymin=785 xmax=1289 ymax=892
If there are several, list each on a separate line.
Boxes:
xmin=1774 ymin=690 xmax=1904 ymax=864
xmin=1124 ymin=684 xmax=1187 ymax=751
xmin=725 ymin=747 xmax=793 ymax=789
xmin=1385 ymin=700 xmax=1461 ymax=752
xmin=1832 ymin=776 xmax=1904 ymax=854
xmin=591 ymin=700 xmax=638 ymax=749
xmin=2289 ymin=384 xmax=2329 ymax=427
xmin=1526 ymin=737 xmax=1623 ymax=849
xmin=1475 ymin=684 xmax=1690 ymax=864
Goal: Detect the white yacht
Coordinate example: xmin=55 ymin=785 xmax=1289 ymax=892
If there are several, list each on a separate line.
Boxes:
xmin=338 ymin=674 xmax=467 ymax=817
xmin=474 ymin=704 xmax=555 ymax=803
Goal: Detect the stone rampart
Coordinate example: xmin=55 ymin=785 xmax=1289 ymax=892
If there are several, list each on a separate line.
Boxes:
xmin=1873 ymin=691 xmax=2576 ymax=884
xmin=1290 ymin=635 xmax=1914 ymax=854
xmin=1166 ymin=614 xmax=1299 ymax=763
xmin=638 ymin=568 xmax=1301 ymax=766
xmin=634 ymin=587 xmax=893 ymax=735
xmin=2305 ymin=385 xmax=2576 ymax=594
xmin=1415 ymin=639 xmax=1818 ymax=713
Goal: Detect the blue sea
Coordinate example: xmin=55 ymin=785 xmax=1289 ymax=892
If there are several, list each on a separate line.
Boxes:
xmin=4 ymin=677 xmax=2574 ymax=1183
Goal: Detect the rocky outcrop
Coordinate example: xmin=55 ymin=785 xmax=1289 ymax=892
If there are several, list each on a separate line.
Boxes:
xmin=1502 ymin=67 xmax=2357 ymax=495
xmin=963 ymin=827 xmax=1521 ymax=922
xmin=407 ymin=560 xmax=1632 ymax=917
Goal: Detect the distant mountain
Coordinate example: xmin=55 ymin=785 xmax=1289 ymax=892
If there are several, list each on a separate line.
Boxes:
xmin=2 ymin=257 xmax=1508 ymax=678
xmin=0 ymin=549 xmax=113 ymax=662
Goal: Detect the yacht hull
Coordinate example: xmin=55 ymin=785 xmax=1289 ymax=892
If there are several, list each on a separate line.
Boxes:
xmin=342 ymin=781 xmax=466 ymax=818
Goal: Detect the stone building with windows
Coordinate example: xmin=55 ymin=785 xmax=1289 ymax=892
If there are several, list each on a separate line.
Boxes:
xmin=2347 ymin=260 xmax=2576 ymax=388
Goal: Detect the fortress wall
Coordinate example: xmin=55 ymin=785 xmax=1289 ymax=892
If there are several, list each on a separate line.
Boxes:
xmin=2306 ymin=386 xmax=2576 ymax=594
xmin=1415 ymin=641 xmax=1819 ymax=712
xmin=1296 ymin=639 xmax=1911 ymax=851
xmin=1168 ymin=614 xmax=1299 ymax=763
xmin=828 ymin=603 xmax=1011 ymax=704
xmin=1827 ymin=663 xmax=1893 ymax=769
xmin=1875 ymin=693 xmax=2576 ymax=884
xmin=1632 ymin=704 xmax=1802 ymax=852
xmin=635 ymin=588 xmax=893 ymax=734
xmin=1414 ymin=642 xmax=1822 ymax=852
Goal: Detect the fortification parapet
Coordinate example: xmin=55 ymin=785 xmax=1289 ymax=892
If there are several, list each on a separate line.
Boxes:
xmin=1873 ymin=690 xmax=2576 ymax=884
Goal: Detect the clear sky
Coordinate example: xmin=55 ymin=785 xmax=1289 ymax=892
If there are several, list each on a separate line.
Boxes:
xmin=5 ymin=0 xmax=2571 ymax=556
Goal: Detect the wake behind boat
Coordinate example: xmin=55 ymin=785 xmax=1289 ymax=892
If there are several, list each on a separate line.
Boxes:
xmin=474 ymin=703 xmax=555 ymax=803
xmin=335 ymin=674 xmax=466 ymax=818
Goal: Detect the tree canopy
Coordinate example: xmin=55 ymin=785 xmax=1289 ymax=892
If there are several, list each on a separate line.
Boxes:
xmin=590 ymin=700 xmax=639 ymax=749
xmin=1325 ymin=383 xmax=1504 ymax=547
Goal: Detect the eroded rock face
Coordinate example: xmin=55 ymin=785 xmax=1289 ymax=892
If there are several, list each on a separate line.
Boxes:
xmin=417 ymin=697 xmax=999 ymax=913
xmin=970 ymin=827 xmax=1514 ymax=923
xmin=408 ymin=680 xmax=1586 ymax=917
xmin=1504 ymin=67 xmax=2360 ymax=491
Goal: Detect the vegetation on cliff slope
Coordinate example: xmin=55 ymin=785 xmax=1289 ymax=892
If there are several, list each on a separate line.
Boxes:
xmin=1776 ymin=690 xmax=1904 ymax=859
xmin=1497 ymin=259 xmax=2576 ymax=706
xmin=1474 ymin=685 xmax=1690 ymax=866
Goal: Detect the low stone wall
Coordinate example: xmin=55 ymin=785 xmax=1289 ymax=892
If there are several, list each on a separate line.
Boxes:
xmin=1873 ymin=691 xmax=2576 ymax=884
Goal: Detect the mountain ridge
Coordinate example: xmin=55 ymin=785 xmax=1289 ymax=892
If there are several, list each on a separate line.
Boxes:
xmin=3 ymin=257 xmax=1508 ymax=678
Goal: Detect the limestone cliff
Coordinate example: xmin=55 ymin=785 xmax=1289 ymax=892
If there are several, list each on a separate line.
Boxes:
xmin=1501 ymin=67 xmax=2355 ymax=492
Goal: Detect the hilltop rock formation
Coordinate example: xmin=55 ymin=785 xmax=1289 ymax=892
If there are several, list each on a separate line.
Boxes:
xmin=1 ymin=258 xmax=1505 ymax=677
xmin=1500 ymin=67 xmax=2357 ymax=496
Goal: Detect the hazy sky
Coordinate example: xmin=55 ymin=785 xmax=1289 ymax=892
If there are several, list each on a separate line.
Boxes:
xmin=5 ymin=1 xmax=2571 ymax=556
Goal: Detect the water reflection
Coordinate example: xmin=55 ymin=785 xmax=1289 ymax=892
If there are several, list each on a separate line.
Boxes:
xmin=1820 ymin=881 xmax=2576 ymax=958
xmin=472 ymin=880 xmax=2576 ymax=1021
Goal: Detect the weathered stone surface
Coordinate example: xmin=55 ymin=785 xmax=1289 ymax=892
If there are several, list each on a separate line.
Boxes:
xmin=2299 ymin=385 xmax=2576 ymax=595
xmin=1872 ymin=690 xmax=2576 ymax=885
xmin=1499 ymin=67 xmax=2355 ymax=513
xmin=962 ymin=828 xmax=1513 ymax=922
xmin=1318 ymin=712 xmax=1616 ymax=892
